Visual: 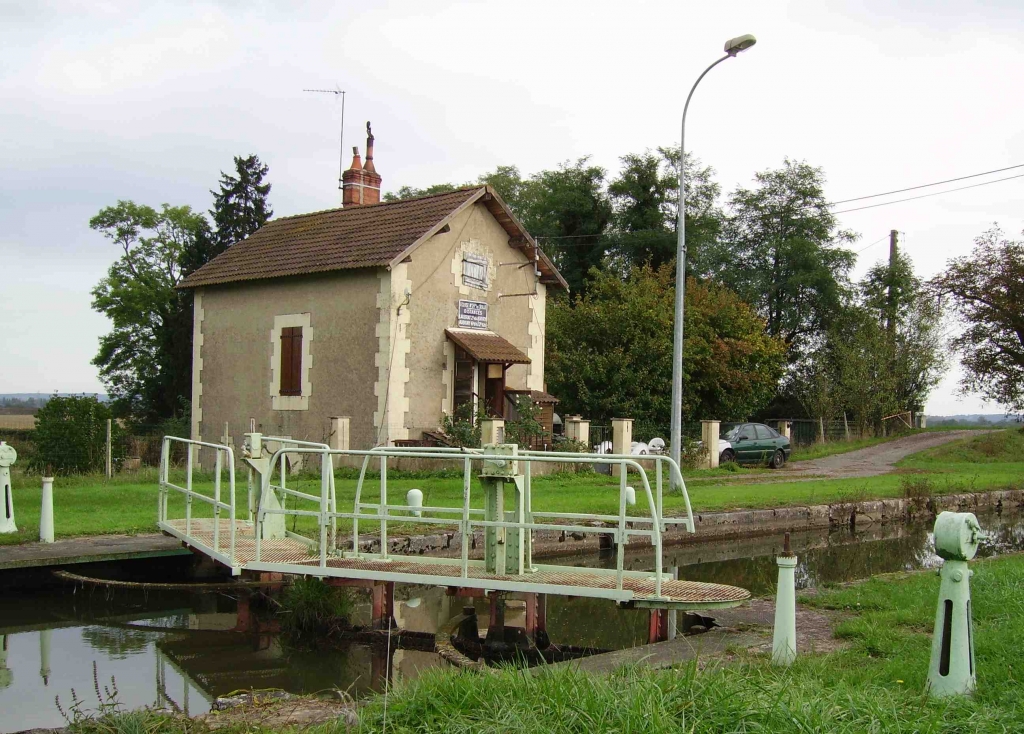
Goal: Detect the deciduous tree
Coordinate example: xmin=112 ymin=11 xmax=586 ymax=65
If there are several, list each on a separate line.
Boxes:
xmin=90 ymin=201 xmax=210 ymax=421
xmin=932 ymin=226 xmax=1024 ymax=411
xmin=712 ymin=159 xmax=857 ymax=359
xmin=546 ymin=265 xmax=785 ymax=438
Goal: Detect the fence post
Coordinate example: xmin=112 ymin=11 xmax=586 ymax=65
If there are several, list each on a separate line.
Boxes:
xmin=843 ymin=412 xmax=851 ymax=441
xmin=700 ymin=420 xmax=720 ymax=469
xmin=480 ymin=418 xmax=504 ymax=446
xmin=565 ymin=415 xmax=590 ymax=448
xmin=777 ymin=421 xmax=791 ymax=440
xmin=105 ymin=418 xmax=112 ymax=478
xmin=611 ymin=418 xmax=633 ymax=477
xmin=818 ymin=417 xmax=826 ymax=444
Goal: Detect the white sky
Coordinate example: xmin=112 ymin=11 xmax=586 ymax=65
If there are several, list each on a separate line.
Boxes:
xmin=2 ymin=0 xmax=1022 ymax=415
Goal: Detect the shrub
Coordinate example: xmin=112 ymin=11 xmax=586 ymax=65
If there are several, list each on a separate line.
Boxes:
xmin=439 ymin=403 xmax=484 ymax=448
xmin=279 ymin=577 xmax=353 ymax=640
xmin=30 ymin=394 xmax=124 ymax=475
xmin=551 ymin=435 xmax=593 ymax=474
xmin=900 ymin=474 xmax=934 ymax=499
xmin=504 ymin=395 xmax=547 ymax=447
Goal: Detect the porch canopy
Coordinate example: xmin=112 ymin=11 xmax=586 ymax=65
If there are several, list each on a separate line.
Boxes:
xmin=444 ymin=329 xmax=530 ymax=365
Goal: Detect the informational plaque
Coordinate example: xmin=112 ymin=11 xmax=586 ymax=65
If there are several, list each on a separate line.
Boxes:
xmin=457 ymin=299 xmax=488 ymax=330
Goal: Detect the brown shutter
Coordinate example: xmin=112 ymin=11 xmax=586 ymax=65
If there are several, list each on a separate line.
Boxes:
xmin=280 ymin=327 xmax=303 ymax=396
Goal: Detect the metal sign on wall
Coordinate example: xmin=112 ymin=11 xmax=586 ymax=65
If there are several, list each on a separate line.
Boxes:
xmin=457 ymin=299 xmax=488 ymax=330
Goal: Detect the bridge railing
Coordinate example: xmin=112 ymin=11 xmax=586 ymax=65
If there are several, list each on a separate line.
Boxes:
xmin=252 ymin=444 xmax=697 ymax=600
xmin=158 ymin=437 xmax=236 ymax=566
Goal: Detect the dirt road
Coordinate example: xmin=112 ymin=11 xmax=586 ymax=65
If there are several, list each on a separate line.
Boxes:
xmin=785 ymin=430 xmax=986 ymax=479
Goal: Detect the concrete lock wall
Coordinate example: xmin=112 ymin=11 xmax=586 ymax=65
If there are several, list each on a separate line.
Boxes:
xmin=192 ymin=269 xmax=381 ymax=462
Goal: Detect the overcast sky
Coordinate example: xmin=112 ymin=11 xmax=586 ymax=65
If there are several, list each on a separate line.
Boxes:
xmin=3 ymin=0 xmax=1022 ymax=414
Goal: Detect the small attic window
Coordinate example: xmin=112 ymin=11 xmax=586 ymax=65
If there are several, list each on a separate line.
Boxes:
xmin=463 ymin=252 xmax=488 ymax=290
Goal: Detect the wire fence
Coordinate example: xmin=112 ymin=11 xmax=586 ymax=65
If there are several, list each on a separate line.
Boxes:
xmin=0 ymin=421 xmax=188 ymax=476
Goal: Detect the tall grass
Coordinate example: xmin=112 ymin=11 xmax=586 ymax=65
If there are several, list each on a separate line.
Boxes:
xmin=278 ymin=577 xmax=354 ymax=640
xmin=360 ymin=554 xmax=1024 ymax=733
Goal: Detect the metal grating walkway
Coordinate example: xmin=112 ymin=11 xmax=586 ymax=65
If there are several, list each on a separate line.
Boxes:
xmin=164 ymin=519 xmax=749 ymax=610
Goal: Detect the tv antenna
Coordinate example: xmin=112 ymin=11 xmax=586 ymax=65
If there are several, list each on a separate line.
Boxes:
xmin=304 ymin=86 xmax=346 ymax=190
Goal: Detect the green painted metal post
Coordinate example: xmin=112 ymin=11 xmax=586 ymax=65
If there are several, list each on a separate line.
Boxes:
xmin=483 ymin=477 xmax=504 ymax=575
xmin=772 ymin=532 xmax=797 ymax=666
xmin=927 ymin=512 xmax=984 ymax=698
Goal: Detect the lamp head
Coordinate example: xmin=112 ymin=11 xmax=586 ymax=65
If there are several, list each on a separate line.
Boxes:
xmin=724 ymin=34 xmax=757 ymax=56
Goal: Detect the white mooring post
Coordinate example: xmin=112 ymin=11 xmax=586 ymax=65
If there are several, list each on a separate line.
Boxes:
xmin=0 ymin=441 xmax=17 ymax=534
xmin=927 ymin=512 xmax=985 ymax=697
xmin=772 ymin=532 xmax=798 ymax=665
xmin=39 ymin=628 xmax=52 ymax=685
xmin=39 ymin=476 xmax=54 ymax=543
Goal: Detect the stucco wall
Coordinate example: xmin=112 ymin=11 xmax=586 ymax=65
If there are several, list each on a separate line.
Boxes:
xmin=404 ymin=201 xmax=544 ymax=437
xmin=193 ymin=269 xmax=380 ymax=454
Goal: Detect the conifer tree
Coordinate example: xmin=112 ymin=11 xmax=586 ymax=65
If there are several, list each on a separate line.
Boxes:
xmin=210 ymin=154 xmax=273 ymax=251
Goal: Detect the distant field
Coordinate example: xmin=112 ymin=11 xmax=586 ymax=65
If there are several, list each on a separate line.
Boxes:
xmin=0 ymin=414 xmax=36 ymax=430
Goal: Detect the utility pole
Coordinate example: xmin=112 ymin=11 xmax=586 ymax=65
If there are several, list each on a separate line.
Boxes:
xmin=886 ymin=229 xmax=898 ymax=336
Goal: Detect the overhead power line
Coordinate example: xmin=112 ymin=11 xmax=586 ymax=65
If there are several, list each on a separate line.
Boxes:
xmin=831 ymin=173 xmax=1024 ymax=214
xmin=828 ymin=163 xmax=1024 ymax=206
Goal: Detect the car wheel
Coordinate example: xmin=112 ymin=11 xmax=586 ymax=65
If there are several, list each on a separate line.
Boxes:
xmin=770 ymin=449 xmax=785 ymax=469
xmin=720 ymin=449 xmax=736 ymax=464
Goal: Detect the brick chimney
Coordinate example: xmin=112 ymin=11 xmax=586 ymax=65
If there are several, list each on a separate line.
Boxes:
xmin=341 ymin=121 xmax=382 ymax=207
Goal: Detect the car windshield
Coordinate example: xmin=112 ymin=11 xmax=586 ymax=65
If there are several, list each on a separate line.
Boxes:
xmin=721 ymin=425 xmax=743 ymax=441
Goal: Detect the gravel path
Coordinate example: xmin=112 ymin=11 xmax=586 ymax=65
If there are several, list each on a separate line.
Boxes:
xmin=784 ymin=430 xmax=987 ymax=479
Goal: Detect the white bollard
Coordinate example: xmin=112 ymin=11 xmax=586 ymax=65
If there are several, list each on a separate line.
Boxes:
xmin=40 ymin=476 xmax=54 ymax=543
xmin=0 ymin=442 xmax=17 ymax=534
xmin=624 ymin=486 xmax=636 ymax=506
xmin=772 ymin=532 xmax=798 ymax=666
xmin=406 ymin=488 xmax=423 ymax=518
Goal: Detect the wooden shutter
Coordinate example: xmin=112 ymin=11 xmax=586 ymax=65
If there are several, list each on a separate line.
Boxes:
xmin=280 ymin=327 xmax=303 ymax=396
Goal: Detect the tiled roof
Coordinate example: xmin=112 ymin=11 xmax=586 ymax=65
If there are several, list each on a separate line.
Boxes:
xmin=179 ymin=187 xmax=484 ymax=289
xmin=445 ymin=329 xmax=530 ymax=364
xmin=505 ymin=388 xmax=559 ymax=404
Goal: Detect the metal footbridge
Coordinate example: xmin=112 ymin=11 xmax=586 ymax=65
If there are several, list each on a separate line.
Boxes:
xmin=157 ymin=435 xmax=749 ymax=611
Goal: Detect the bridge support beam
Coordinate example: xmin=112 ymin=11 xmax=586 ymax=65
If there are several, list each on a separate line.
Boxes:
xmin=649 ymin=608 xmax=670 ymax=644
xmin=525 ymin=593 xmax=547 ymax=640
xmin=372 ymin=581 xmax=396 ymax=630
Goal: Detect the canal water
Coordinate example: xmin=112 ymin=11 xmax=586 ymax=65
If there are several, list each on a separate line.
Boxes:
xmin=2 ymin=511 xmax=1021 ymax=733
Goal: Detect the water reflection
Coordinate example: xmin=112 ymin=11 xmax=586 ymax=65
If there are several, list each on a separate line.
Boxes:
xmin=1 ymin=511 xmax=1021 ymax=733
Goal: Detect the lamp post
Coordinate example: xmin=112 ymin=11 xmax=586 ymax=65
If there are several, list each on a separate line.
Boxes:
xmin=670 ymin=34 xmax=756 ymax=472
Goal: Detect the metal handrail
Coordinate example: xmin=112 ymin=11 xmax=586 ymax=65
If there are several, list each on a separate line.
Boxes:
xmin=256 ymin=445 xmax=672 ymax=599
xmin=159 ymin=436 xmax=236 ymax=565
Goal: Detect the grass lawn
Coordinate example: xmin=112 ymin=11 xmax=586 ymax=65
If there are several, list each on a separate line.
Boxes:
xmin=2 ymin=430 xmax=1021 ymax=547
xmin=352 ymin=553 xmax=1024 ymax=733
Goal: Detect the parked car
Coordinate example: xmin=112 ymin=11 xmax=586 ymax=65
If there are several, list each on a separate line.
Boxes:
xmin=720 ymin=423 xmax=791 ymax=468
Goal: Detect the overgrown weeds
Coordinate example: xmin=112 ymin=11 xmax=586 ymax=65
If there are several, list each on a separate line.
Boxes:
xmin=900 ymin=475 xmax=934 ymax=499
xmin=278 ymin=577 xmax=354 ymax=642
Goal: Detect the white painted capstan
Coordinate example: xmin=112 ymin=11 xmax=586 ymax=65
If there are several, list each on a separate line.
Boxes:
xmin=0 ymin=441 xmax=17 ymax=534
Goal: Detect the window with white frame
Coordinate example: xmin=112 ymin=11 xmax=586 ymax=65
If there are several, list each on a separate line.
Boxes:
xmin=462 ymin=252 xmax=489 ymax=290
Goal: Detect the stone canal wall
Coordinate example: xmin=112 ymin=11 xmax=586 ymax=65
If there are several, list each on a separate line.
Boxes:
xmin=351 ymin=488 xmax=1024 ymax=560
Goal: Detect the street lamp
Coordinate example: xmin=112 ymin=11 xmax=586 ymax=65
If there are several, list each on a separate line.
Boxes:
xmin=670 ymin=34 xmax=756 ymax=473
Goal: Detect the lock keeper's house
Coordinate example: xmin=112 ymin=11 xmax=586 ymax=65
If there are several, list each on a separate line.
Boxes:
xmin=178 ymin=129 xmax=567 ymax=454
